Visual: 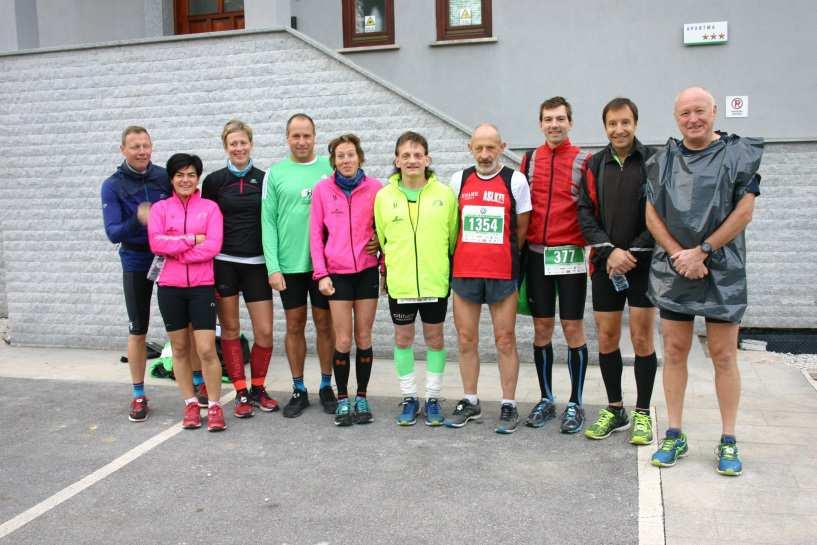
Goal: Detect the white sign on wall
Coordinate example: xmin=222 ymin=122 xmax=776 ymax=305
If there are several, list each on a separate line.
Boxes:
xmin=725 ymin=96 xmax=749 ymax=118
xmin=684 ymin=21 xmax=728 ymax=45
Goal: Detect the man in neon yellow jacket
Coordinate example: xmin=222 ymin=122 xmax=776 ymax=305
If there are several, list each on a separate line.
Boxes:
xmin=374 ymin=131 xmax=458 ymax=426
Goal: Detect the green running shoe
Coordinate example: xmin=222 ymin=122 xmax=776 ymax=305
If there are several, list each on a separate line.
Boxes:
xmin=584 ymin=407 xmax=630 ymax=440
xmin=629 ymin=410 xmax=653 ymax=445
xmin=650 ymin=433 xmax=688 ymax=467
xmin=715 ymin=440 xmax=742 ymax=476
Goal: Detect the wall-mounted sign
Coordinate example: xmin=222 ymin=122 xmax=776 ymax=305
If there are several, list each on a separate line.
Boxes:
xmin=684 ymin=21 xmax=728 ymax=45
xmin=725 ymin=96 xmax=748 ymax=118
xmin=364 ymin=15 xmax=378 ymax=33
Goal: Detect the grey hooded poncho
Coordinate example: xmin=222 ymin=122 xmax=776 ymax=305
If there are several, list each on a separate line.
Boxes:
xmin=645 ymin=133 xmax=763 ymax=322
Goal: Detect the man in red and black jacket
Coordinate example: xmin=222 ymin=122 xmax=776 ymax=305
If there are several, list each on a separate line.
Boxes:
xmin=577 ymin=97 xmax=658 ymax=445
xmin=519 ymin=96 xmax=591 ymax=435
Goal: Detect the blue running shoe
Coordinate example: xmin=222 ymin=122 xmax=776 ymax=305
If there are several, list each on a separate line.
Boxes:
xmin=495 ymin=403 xmax=519 ymax=434
xmin=651 ymin=433 xmax=689 ymax=467
xmin=424 ymin=398 xmax=444 ymax=426
xmin=559 ymin=402 xmax=585 ymax=434
xmin=396 ymin=397 xmax=419 ymax=426
xmin=353 ymin=397 xmax=373 ymax=425
xmin=334 ymin=399 xmax=353 ymax=427
xmin=715 ymin=440 xmax=742 ymax=476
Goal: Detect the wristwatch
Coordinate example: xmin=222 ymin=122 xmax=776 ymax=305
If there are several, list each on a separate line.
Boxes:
xmin=700 ymin=242 xmax=713 ymax=256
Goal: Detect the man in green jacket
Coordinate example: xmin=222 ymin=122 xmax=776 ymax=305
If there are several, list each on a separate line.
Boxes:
xmin=261 ymin=113 xmax=337 ymax=417
xmin=374 ymin=131 xmax=459 ymax=426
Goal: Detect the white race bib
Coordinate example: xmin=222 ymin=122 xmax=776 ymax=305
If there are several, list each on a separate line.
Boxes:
xmin=543 ymin=245 xmax=587 ymax=275
xmin=461 ymin=205 xmax=504 ymax=244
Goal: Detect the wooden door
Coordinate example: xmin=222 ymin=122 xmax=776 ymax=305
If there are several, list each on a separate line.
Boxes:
xmin=175 ymin=0 xmax=245 ymax=35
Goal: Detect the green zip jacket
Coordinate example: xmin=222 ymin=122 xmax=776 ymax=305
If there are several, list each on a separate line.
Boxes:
xmin=261 ymin=156 xmax=333 ymax=275
xmin=374 ymin=173 xmax=459 ymax=299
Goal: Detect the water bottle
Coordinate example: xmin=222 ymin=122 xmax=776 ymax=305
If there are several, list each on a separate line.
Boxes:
xmin=611 ymin=273 xmax=629 ymax=292
xmin=146 ymin=255 xmax=165 ymax=282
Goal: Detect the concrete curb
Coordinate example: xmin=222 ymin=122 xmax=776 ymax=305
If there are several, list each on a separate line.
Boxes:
xmin=638 ymin=407 xmax=665 ymax=545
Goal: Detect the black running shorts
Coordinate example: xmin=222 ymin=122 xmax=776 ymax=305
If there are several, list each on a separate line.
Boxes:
xmin=388 ymin=296 xmax=448 ymax=326
xmin=329 ymin=266 xmax=380 ymax=301
xmin=123 ymin=271 xmax=154 ymax=335
xmin=279 ymin=272 xmax=330 ymax=311
xmin=591 ymin=265 xmax=653 ymax=312
xmin=214 ymin=260 xmax=273 ymax=303
xmin=157 ymin=285 xmax=217 ymax=332
xmin=525 ymin=248 xmax=587 ymax=320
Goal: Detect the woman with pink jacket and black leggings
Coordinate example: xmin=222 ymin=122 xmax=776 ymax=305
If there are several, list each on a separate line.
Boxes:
xmin=310 ymin=134 xmax=382 ymax=427
xmin=148 ymin=153 xmax=226 ymax=432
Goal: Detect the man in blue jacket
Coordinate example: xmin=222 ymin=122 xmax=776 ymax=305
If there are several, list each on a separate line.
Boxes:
xmin=101 ymin=126 xmax=172 ymax=422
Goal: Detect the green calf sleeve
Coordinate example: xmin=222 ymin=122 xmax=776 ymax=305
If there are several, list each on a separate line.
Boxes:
xmin=426 ymin=348 xmax=446 ymax=374
xmin=394 ymin=345 xmax=415 ymax=377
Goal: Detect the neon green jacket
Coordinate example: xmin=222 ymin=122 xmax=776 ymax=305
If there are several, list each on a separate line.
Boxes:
xmin=374 ymin=173 xmax=459 ymax=299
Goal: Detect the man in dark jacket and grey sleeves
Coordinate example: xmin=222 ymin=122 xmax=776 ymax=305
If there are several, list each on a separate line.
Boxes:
xmin=577 ymin=97 xmax=659 ymax=446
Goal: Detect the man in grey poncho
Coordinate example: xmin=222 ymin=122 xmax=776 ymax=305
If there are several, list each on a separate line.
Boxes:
xmin=645 ymin=87 xmax=762 ymax=477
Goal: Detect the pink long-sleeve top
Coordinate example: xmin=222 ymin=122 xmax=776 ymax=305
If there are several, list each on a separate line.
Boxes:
xmin=148 ymin=190 xmax=223 ymax=287
xmin=309 ymin=173 xmax=382 ymax=280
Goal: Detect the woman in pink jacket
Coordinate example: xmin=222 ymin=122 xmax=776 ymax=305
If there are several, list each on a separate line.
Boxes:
xmin=310 ymin=134 xmax=382 ymax=426
xmin=148 ymin=153 xmax=226 ymax=432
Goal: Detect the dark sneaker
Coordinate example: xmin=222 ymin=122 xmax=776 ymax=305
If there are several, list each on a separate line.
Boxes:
xmin=353 ymin=397 xmax=373 ymax=425
xmin=207 ymin=404 xmax=227 ymax=432
xmin=444 ymin=398 xmax=482 ymax=428
xmin=233 ymin=389 xmax=254 ymax=419
xmin=319 ymin=386 xmax=338 ymax=414
xmin=396 ymin=397 xmax=419 ymax=426
xmin=495 ymin=403 xmax=519 ymax=434
xmin=525 ymin=398 xmax=555 ymax=428
xmin=182 ymin=402 xmax=201 ymax=429
xmin=715 ymin=440 xmax=742 ymax=476
xmin=560 ymin=402 xmax=585 ymax=434
xmin=424 ymin=398 xmax=444 ymax=427
xmin=195 ymin=383 xmax=208 ymax=408
xmin=334 ymin=399 xmax=353 ymax=426
xmin=283 ymin=389 xmax=310 ymax=418
xmin=651 ymin=433 xmax=689 ymax=467
xmin=250 ymin=386 xmax=280 ymax=412
xmin=129 ymin=397 xmax=149 ymax=422
xmin=585 ymin=407 xmax=630 ymax=440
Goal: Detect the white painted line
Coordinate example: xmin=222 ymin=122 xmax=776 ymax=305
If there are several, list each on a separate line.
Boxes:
xmin=0 ymin=391 xmax=235 ymax=540
xmin=638 ymin=406 xmax=666 ymax=545
xmin=802 ymin=368 xmax=817 ymax=393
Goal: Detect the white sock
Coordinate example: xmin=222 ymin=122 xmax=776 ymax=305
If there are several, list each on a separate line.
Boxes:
xmin=208 ymin=400 xmax=220 ymax=408
xmin=501 ymin=399 xmax=517 ymax=408
xmin=425 ymin=371 xmax=443 ymax=399
xmin=184 ymin=397 xmax=198 ymax=406
xmin=465 ymin=394 xmax=478 ymax=405
xmin=398 ymin=372 xmax=417 ymax=399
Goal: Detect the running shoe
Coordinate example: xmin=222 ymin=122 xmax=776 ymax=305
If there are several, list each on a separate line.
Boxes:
xmin=629 ymin=410 xmax=653 ymax=445
xmin=233 ymin=389 xmax=255 ymax=419
xmin=182 ymin=402 xmax=201 ymax=429
xmin=444 ymin=398 xmax=482 ymax=428
xmin=715 ymin=440 xmax=742 ymax=476
xmin=129 ymin=397 xmax=149 ymax=422
xmin=525 ymin=398 xmax=555 ymax=428
xmin=335 ymin=399 xmax=353 ymax=426
xmin=495 ymin=403 xmax=519 ymax=434
xmin=650 ymin=433 xmax=688 ymax=467
xmin=424 ymin=398 xmax=444 ymax=426
xmin=353 ymin=397 xmax=373 ymax=425
xmin=560 ymin=402 xmax=585 ymax=434
xmin=584 ymin=407 xmax=630 ymax=440
xmin=195 ymin=383 xmax=208 ymax=408
xmin=250 ymin=385 xmax=280 ymax=412
xmin=396 ymin=397 xmax=419 ymax=426
xmin=319 ymin=386 xmax=338 ymax=414
xmin=283 ymin=389 xmax=310 ymax=418
xmin=207 ymin=404 xmax=227 ymax=432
